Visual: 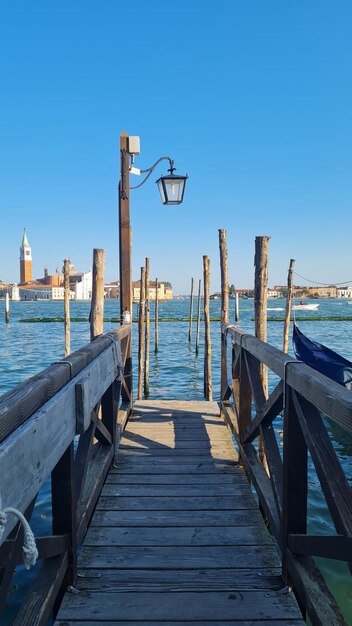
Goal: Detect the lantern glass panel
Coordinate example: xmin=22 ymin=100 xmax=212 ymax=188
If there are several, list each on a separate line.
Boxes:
xmin=156 ymin=175 xmax=187 ymax=205
xmin=164 ymin=178 xmax=184 ymax=204
xmin=157 ymin=179 xmax=166 ymax=204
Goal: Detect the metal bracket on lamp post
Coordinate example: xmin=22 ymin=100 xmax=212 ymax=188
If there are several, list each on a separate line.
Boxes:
xmin=130 ymin=156 xmax=174 ymax=190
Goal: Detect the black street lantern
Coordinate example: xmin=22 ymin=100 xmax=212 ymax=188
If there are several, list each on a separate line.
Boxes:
xmin=156 ymin=161 xmax=188 ymax=205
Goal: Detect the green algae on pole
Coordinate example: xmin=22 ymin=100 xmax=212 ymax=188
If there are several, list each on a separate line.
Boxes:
xmin=19 ymin=316 xmax=223 ymax=323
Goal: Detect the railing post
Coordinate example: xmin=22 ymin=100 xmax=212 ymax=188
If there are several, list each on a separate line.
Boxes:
xmin=282 ymin=385 xmax=308 ymax=584
xmin=231 ymin=339 xmax=240 ymax=412
xmin=238 ymin=346 xmax=252 ymax=441
xmin=51 ymin=443 xmax=77 ymax=586
xmin=101 ymin=378 xmax=120 ymax=448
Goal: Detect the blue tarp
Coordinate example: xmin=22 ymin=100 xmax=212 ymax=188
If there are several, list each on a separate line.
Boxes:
xmin=292 ymin=323 xmax=352 ymax=390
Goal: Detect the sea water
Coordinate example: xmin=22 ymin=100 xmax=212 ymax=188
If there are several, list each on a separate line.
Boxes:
xmin=1 ymin=298 xmax=351 ymax=623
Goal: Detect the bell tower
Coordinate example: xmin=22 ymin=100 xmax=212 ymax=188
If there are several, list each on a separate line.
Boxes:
xmin=20 ymin=228 xmax=33 ymax=284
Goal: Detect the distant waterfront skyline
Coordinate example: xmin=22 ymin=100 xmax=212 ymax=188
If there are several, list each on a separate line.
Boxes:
xmin=0 ymin=1 xmax=351 ymax=294
xmin=0 ymin=222 xmax=352 ymax=295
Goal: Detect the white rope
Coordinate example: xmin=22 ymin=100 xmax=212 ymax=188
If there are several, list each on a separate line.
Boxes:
xmin=0 ymin=496 xmax=38 ymax=570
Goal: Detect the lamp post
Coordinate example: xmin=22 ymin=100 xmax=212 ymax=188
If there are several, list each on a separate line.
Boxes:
xmin=118 ymin=131 xmax=187 ymax=403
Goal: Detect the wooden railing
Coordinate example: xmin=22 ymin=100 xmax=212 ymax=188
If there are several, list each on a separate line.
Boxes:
xmin=221 ymin=323 xmax=352 ymax=626
xmin=0 ymin=324 xmax=132 ymax=625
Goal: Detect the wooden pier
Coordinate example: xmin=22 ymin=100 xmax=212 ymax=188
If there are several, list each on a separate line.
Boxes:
xmin=55 ymin=400 xmax=303 ymax=625
xmin=0 ymin=320 xmax=351 ymax=625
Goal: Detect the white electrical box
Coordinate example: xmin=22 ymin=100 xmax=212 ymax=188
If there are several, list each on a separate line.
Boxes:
xmin=128 ymin=136 xmax=140 ymax=155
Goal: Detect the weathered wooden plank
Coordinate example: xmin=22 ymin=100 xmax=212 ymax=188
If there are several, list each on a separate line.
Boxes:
xmin=132 ymin=399 xmax=220 ymax=410
xmin=119 ymin=438 xmax=232 ymax=448
xmin=286 ymin=551 xmax=349 ymax=626
xmin=105 ymin=472 xmax=246 ymax=485
xmin=54 ymin=619 xmax=305 ymax=626
xmin=101 ymin=483 xmax=249 ymax=497
xmin=85 ymin=525 xmax=271 ymax=546
xmin=288 ymin=533 xmax=352 ymax=562
xmin=243 ymin=380 xmax=283 ymax=444
xmin=12 ymin=553 xmax=68 ymax=626
xmin=116 ymin=447 xmax=236 ymax=459
xmin=111 ymin=460 xmax=240 ymax=473
xmin=127 ymin=418 xmax=225 ymax=427
xmin=78 ymin=545 xmax=279 ymax=569
xmin=56 ymin=590 xmax=302 ymax=621
xmin=91 ymin=508 xmax=263 ymax=527
xmin=70 ymin=567 xmax=284 ymax=591
xmin=76 ymin=445 xmax=114 ymax=545
xmin=128 ymin=409 xmax=222 ymax=418
xmin=123 ymin=428 xmax=228 ymax=437
xmin=259 ymin=421 xmax=283 ymax=518
xmin=96 ymin=495 xmax=257 ymax=511
xmin=123 ymin=427 xmax=229 ymax=435
xmin=119 ymin=439 xmax=234 ymax=449
xmin=55 ymin=622 xmax=304 ymax=626
xmin=0 ymin=535 xmax=67 ymax=568
xmin=241 ymin=443 xmax=280 ymax=543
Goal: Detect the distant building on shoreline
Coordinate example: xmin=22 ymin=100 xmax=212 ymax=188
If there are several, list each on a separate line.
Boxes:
xmin=132 ymin=281 xmax=173 ymax=302
xmin=1 ymin=230 xmax=93 ymax=301
xmin=274 ymin=285 xmax=347 ymax=298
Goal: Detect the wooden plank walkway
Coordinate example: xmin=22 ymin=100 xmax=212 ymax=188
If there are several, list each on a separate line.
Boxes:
xmin=55 ymin=400 xmax=304 ymax=625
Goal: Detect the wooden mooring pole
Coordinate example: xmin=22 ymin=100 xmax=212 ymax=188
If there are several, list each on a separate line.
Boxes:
xmin=283 ymin=258 xmax=295 ymax=353
xmin=196 ymin=279 xmax=201 ymax=355
xmin=219 ymin=229 xmax=229 ymax=399
xmin=254 ymin=236 xmax=270 ymax=396
xmin=203 ymin=256 xmax=212 ymax=401
xmin=155 ymin=277 xmax=159 ymax=353
xmin=235 ymin=291 xmax=239 ymax=322
xmin=64 ymin=258 xmax=71 ymax=357
xmin=90 ymin=248 xmax=105 ymax=341
xmin=188 ymin=277 xmax=194 ymax=343
xmin=254 ymin=236 xmax=270 ymax=469
xmin=5 ymin=292 xmax=9 ymax=324
xmin=144 ymin=257 xmax=150 ymax=398
xmin=138 ymin=267 xmax=146 ymax=400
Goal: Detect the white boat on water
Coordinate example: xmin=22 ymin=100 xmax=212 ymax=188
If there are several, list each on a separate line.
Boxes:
xmin=292 ymin=302 xmax=319 ymax=311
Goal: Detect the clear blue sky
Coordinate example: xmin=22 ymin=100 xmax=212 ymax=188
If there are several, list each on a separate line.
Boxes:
xmin=0 ymin=0 xmax=351 ymax=293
